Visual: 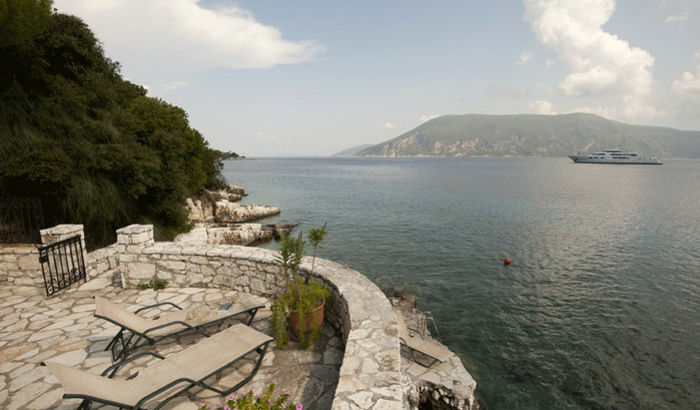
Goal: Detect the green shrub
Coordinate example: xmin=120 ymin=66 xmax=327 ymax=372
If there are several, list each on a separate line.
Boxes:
xmin=197 ymin=383 xmax=301 ymax=410
xmin=271 ymin=225 xmax=330 ymax=349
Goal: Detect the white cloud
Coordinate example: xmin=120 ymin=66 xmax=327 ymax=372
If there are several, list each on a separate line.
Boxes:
xmin=159 ymin=80 xmax=189 ymax=91
xmin=380 ymin=122 xmax=397 ymax=129
xmin=529 ymin=100 xmax=556 ymax=115
xmin=572 ymin=106 xmax=617 ymax=118
xmin=419 ymin=114 xmax=440 ymax=123
xmin=53 ymin=0 xmax=321 ymax=76
xmin=672 ymin=53 xmax=700 ymax=94
xmin=517 ymin=51 xmax=533 ymax=66
xmin=665 ymin=14 xmax=688 ymax=23
xmin=523 ymin=0 xmax=660 ymax=119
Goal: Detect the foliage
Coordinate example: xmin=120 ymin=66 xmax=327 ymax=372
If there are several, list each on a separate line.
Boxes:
xmin=307 ymin=223 xmax=326 ymax=276
xmin=136 ymin=279 xmax=168 ymax=291
xmin=197 ymin=383 xmax=301 ymax=410
xmin=0 ymin=1 xmax=226 ymax=248
xmin=271 ymin=227 xmax=331 ymax=349
xmin=221 ymin=150 xmax=246 ymax=160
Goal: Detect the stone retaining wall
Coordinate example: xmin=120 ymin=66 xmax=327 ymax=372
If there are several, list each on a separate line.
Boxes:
xmin=117 ymin=224 xmax=405 ymax=409
xmin=1 ymin=225 xmax=119 ymax=287
xmin=87 ymin=243 xmax=120 ymax=283
xmin=0 ymin=245 xmax=41 ymax=286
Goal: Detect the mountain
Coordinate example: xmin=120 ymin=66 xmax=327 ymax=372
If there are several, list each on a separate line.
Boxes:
xmin=333 ymin=144 xmax=374 ymax=156
xmin=357 ymin=113 xmax=700 ymax=158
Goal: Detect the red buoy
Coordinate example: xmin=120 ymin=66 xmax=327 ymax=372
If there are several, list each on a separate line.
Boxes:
xmin=503 ymin=257 xmax=511 ymax=265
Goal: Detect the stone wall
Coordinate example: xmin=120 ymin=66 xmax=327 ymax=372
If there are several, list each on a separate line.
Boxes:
xmin=87 ymin=243 xmax=120 ymax=283
xmin=117 ymin=224 xmax=405 ymax=409
xmin=0 ymin=245 xmax=41 ymax=286
xmin=1 ymin=224 xmax=119 ymax=288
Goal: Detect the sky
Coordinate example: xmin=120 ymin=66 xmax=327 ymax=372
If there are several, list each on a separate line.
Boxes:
xmin=53 ymin=0 xmax=700 ymax=156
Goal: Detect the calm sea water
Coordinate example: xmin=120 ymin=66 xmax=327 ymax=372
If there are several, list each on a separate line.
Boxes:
xmin=222 ymin=157 xmax=700 ymax=409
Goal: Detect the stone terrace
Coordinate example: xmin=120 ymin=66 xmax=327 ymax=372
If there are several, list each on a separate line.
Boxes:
xmin=1 ymin=223 xmax=478 ymax=409
xmin=0 ymin=284 xmax=342 ymax=410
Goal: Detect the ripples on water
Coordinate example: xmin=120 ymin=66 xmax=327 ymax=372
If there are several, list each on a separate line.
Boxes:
xmin=223 ymin=157 xmax=700 ymax=409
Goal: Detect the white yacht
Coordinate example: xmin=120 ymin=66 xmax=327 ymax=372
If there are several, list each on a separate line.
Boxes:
xmin=569 ymin=149 xmax=662 ymax=165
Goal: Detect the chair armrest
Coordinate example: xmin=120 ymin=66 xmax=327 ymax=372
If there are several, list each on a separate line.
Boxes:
xmin=100 ymin=351 xmax=165 ymax=378
xmin=406 ymin=326 xmax=426 ymax=339
xmin=142 ymin=321 xmax=209 ymax=339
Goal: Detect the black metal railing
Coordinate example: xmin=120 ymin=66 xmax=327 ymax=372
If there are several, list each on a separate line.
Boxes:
xmin=0 ymin=197 xmax=44 ymax=243
xmin=39 ymin=235 xmax=86 ymax=297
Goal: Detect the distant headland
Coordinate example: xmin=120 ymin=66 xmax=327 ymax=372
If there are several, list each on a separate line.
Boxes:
xmin=353 ymin=113 xmax=700 ymax=158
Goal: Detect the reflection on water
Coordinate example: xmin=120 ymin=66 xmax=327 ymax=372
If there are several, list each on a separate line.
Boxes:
xmin=225 ymin=157 xmax=700 ymax=409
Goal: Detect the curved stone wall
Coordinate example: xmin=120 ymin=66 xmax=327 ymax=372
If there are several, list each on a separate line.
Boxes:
xmin=117 ymin=224 xmax=404 ymax=409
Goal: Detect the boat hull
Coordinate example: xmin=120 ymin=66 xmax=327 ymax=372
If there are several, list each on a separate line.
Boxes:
xmin=568 ymin=156 xmax=662 ymax=165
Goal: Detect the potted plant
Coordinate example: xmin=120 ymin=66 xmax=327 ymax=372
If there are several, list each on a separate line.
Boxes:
xmin=271 ymin=224 xmax=330 ymax=349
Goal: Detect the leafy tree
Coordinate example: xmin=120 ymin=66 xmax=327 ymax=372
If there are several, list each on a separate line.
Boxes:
xmin=0 ymin=1 xmax=227 ymax=247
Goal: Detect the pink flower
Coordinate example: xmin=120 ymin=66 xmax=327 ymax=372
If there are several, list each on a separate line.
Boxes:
xmin=215 ymin=404 xmax=222 ymax=409
xmin=296 ymin=403 xmax=303 ymax=410
xmin=224 ymin=406 xmax=231 ymax=410
xmin=284 ymin=390 xmax=291 ymax=395
xmin=198 ymin=403 xmax=206 ymax=409
xmin=227 ymin=396 xmax=233 ymax=401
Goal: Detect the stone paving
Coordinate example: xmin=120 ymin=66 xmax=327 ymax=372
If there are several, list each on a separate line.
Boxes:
xmin=0 ymin=282 xmax=342 ymax=410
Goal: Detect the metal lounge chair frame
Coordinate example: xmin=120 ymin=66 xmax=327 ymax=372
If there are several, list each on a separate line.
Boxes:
xmin=95 ymin=297 xmax=264 ymax=361
xmin=43 ymin=323 xmax=273 ymax=410
xmin=395 ymin=309 xmax=453 ymax=367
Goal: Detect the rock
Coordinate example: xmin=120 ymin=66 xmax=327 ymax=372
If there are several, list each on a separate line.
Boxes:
xmin=187 ymin=188 xmax=279 ymax=224
xmin=175 ymin=223 xmax=297 ymax=246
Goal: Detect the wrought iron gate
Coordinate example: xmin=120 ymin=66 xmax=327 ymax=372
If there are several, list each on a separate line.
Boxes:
xmin=38 ymin=235 xmax=86 ymax=296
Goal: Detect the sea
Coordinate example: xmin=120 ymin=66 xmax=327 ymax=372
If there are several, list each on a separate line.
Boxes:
xmin=222 ymin=157 xmax=700 ymax=410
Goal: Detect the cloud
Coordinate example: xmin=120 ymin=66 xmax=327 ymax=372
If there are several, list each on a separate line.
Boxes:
xmin=572 ymin=106 xmax=617 ymax=118
xmin=517 ymin=51 xmax=533 ymax=66
xmin=523 ymin=0 xmax=660 ymax=119
xmin=665 ymin=14 xmax=688 ymax=23
xmin=381 ymin=122 xmax=396 ymax=129
xmin=419 ymin=114 xmax=440 ymax=123
xmin=529 ymin=100 xmax=556 ymax=115
xmin=672 ymin=53 xmax=700 ymax=94
xmin=159 ymin=80 xmax=189 ymax=91
xmin=53 ymin=0 xmax=322 ymax=76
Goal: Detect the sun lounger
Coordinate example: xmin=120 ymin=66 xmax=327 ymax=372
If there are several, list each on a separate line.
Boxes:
xmin=395 ymin=309 xmax=453 ymax=367
xmin=95 ymin=296 xmax=264 ymax=361
xmin=43 ymin=323 xmax=273 ymax=410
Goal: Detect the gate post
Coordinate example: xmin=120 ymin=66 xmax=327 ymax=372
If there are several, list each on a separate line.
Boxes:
xmin=39 ymin=224 xmax=91 ymax=279
xmin=116 ymin=224 xmax=154 ymax=288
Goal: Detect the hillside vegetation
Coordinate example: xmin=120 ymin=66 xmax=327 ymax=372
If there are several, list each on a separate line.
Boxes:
xmin=358 ymin=113 xmax=700 ymax=158
xmin=0 ymin=0 xmax=226 ymax=246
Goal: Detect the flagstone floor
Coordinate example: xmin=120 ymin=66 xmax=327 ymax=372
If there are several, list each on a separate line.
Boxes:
xmin=0 ymin=282 xmax=342 ymax=409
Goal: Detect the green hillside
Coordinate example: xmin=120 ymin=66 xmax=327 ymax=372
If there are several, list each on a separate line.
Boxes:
xmin=358 ymin=113 xmax=700 ymax=158
xmin=0 ymin=1 xmax=226 ymax=246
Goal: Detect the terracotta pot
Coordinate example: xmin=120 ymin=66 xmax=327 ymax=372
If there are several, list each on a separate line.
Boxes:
xmin=288 ymin=298 xmax=325 ymax=337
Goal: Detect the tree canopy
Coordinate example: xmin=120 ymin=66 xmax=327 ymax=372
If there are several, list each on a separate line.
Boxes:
xmin=0 ymin=0 xmax=226 ymax=246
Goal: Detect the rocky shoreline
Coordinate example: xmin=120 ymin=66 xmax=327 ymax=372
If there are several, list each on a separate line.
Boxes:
xmin=179 ymin=185 xmax=294 ymax=245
